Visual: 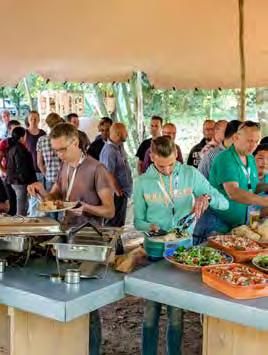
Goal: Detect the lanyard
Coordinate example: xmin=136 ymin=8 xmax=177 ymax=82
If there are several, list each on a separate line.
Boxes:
xmin=157 ymin=173 xmax=175 ymax=214
xmin=241 ymin=165 xmax=252 ymax=191
xmin=66 ymin=154 xmax=85 ymax=201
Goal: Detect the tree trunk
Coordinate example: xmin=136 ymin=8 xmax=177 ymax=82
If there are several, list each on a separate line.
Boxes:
xmin=23 ymin=77 xmax=34 ymax=110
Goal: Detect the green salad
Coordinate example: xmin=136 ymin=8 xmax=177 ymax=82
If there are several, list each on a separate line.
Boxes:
xmin=173 ymin=246 xmax=229 ymax=266
xmin=255 ymin=255 xmax=268 ymax=270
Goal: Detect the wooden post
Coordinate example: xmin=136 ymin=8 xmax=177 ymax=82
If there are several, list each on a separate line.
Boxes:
xmin=203 ymin=315 xmax=268 ymax=355
xmin=239 ymin=0 xmax=246 ymax=121
xmin=136 ymin=71 xmax=144 ymax=143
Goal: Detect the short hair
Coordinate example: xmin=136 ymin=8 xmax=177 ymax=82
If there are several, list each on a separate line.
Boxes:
xmin=260 ymin=136 xmax=268 ymax=144
xmin=238 ymin=120 xmax=261 ymax=132
xmin=253 ymin=144 xmax=268 ymax=156
xmin=28 ymin=110 xmax=40 ymax=117
xmin=66 ymin=113 xmax=78 ymax=122
xmin=50 ymin=122 xmax=79 ymax=141
xmin=224 ymin=120 xmax=241 ymax=139
xmin=151 ymin=136 xmax=175 ymax=157
xmin=11 ymin=126 xmax=26 ymax=141
xmin=7 ymin=120 xmax=20 ymax=131
xmin=151 ymin=115 xmax=163 ymax=126
xmin=203 ymin=119 xmax=215 ymax=126
xmin=162 ymin=122 xmax=176 ymax=130
xmin=45 ymin=113 xmax=63 ymax=129
xmin=100 ymin=117 xmax=113 ymax=126
xmin=1 ymin=110 xmax=10 ymax=117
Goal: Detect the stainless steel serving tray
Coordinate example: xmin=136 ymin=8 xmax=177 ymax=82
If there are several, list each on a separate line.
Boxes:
xmin=0 ymin=236 xmax=29 ymax=252
xmin=52 ymin=240 xmax=115 ymax=263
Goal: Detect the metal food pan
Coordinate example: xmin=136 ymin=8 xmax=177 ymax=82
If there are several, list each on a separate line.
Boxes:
xmin=52 ymin=240 xmax=115 ymax=263
xmin=0 ymin=236 xmax=29 ymax=252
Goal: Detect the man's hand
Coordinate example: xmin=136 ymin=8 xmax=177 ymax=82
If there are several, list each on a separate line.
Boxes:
xmin=150 ymin=224 xmax=159 ymax=233
xmin=27 ymin=182 xmax=46 ymax=198
xmin=193 ymin=194 xmax=210 ymax=219
xmin=70 ymin=202 xmax=87 ymax=216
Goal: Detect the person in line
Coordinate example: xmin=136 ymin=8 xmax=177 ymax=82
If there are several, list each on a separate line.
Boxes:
xmin=198 ymin=120 xmax=241 ymax=179
xmin=143 ymin=122 xmax=183 ymax=171
xmin=136 ymin=115 xmax=162 ymax=175
xmin=194 ymin=121 xmax=268 ymax=241
xmin=87 ymin=117 xmax=113 ymax=160
xmin=199 ymin=119 xmax=227 ymax=159
xmin=187 ymin=119 xmax=215 ymax=168
xmin=0 ymin=178 xmax=9 ymax=213
xmin=66 ymin=113 xmax=90 ymax=153
xmin=0 ymin=120 xmax=21 ymax=215
xmin=26 ymin=111 xmax=46 ymax=216
xmin=6 ymin=127 xmax=36 ymax=216
xmin=134 ymin=136 xmax=228 ymax=355
xmin=100 ymin=122 xmax=132 ymax=227
xmin=0 ymin=110 xmax=11 ymax=139
xmin=254 ymin=143 xmax=268 ymax=184
xmin=28 ymin=122 xmax=114 ymax=355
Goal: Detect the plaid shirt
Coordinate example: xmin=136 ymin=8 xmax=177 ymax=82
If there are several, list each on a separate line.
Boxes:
xmin=36 ymin=135 xmax=61 ymax=182
xmin=198 ymin=144 xmax=225 ymax=179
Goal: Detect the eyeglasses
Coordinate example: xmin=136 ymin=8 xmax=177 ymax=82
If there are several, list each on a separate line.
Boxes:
xmin=53 ymin=139 xmax=74 ymax=153
xmin=238 ymin=121 xmax=260 ymax=131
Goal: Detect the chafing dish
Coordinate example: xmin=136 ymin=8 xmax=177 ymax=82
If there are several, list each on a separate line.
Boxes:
xmin=0 ymin=236 xmax=30 ymax=252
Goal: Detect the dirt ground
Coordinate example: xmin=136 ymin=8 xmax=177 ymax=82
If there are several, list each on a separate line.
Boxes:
xmin=100 ymin=296 xmax=202 ymax=355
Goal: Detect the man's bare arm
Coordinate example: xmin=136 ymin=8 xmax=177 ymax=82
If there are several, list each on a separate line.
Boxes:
xmin=83 ymin=188 xmax=115 ymax=219
xmin=37 ymin=152 xmax=46 ymax=176
xmin=223 ymin=182 xmax=268 ymax=207
xmin=137 ymin=160 xmax=143 ymax=175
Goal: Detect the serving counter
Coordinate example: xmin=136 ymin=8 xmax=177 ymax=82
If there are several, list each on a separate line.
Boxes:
xmin=125 ymin=260 xmax=268 ymax=355
xmin=0 ymin=258 xmax=124 ymax=355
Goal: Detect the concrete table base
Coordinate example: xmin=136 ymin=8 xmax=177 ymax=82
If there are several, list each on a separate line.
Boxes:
xmin=0 ymin=305 xmax=90 ymax=355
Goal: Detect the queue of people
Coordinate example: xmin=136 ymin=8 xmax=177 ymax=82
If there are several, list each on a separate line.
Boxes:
xmin=1 ymin=108 xmax=268 ymax=355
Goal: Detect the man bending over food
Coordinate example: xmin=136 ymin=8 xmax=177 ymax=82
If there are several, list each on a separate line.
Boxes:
xmin=28 ymin=122 xmax=114 ymax=355
xmin=134 ymin=136 xmax=228 ymax=355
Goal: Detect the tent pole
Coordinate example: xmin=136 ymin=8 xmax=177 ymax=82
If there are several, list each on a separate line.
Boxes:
xmin=136 ymin=71 xmax=144 ymax=143
xmin=239 ymin=0 xmax=246 ymax=121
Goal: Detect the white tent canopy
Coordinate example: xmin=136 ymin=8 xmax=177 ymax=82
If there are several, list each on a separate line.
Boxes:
xmin=1 ymin=0 xmax=268 ymax=88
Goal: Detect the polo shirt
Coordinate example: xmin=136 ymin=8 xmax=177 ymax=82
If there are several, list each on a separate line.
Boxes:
xmin=209 ymin=144 xmax=259 ymax=228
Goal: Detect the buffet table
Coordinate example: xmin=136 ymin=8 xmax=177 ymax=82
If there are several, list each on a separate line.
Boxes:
xmin=125 ymin=260 xmax=268 ymax=355
xmin=0 ymin=258 xmax=125 ymax=355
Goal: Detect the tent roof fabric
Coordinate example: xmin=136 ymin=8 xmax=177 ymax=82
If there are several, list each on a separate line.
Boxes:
xmin=1 ymin=0 xmax=267 ymax=88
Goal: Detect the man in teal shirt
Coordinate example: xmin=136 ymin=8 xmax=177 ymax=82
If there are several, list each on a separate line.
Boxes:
xmin=134 ymin=136 xmax=228 ymax=355
xmin=195 ymin=121 xmax=268 ymax=239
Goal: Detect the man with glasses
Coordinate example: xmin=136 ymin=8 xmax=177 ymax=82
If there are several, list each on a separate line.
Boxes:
xmin=28 ymin=122 xmax=114 ymax=355
xmin=194 ymin=121 xmax=268 ymax=242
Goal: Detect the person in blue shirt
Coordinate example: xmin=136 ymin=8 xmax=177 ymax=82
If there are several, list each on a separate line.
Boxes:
xmin=100 ymin=122 xmax=132 ymax=227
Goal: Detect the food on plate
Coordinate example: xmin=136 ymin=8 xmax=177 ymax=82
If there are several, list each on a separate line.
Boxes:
xmin=172 ymin=246 xmax=230 ymax=266
xmin=253 ymin=255 xmax=268 ymax=271
xmin=256 ymin=219 xmax=268 ymax=242
xmin=211 ymin=235 xmax=262 ymax=251
xmin=231 ymin=225 xmax=261 ymax=241
xmin=150 ymin=230 xmax=190 ymax=242
xmin=206 ymin=264 xmax=267 ymax=286
xmin=38 ymin=200 xmax=65 ymax=211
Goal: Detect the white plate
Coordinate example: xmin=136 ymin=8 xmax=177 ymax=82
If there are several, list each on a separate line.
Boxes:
xmin=37 ymin=201 xmax=77 ymax=213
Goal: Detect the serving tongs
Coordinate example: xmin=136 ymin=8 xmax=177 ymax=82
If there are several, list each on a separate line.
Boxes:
xmin=65 ymin=219 xmax=103 ymax=243
xmin=176 ymin=212 xmax=195 ymax=232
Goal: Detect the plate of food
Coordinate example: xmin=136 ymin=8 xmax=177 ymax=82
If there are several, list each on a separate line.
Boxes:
xmin=37 ymin=200 xmax=77 ymax=213
xmin=208 ymin=235 xmax=267 ymax=262
xmin=202 ymin=263 xmax=268 ymax=299
xmin=252 ymin=254 xmax=268 ymax=273
xmin=164 ymin=245 xmax=233 ymax=272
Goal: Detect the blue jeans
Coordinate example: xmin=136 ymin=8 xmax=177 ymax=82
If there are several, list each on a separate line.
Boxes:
xmin=28 ymin=173 xmax=46 ymax=217
xmin=89 ymin=310 xmax=101 ymax=355
xmin=11 ymin=184 xmax=28 ymax=216
xmin=142 ymin=301 xmax=183 ymax=355
xmin=193 ymin=208 xmax=230 ymax=245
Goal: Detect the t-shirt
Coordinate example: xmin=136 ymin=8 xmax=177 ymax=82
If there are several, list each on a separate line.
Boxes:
xmin=57 ymin=156 xmax=112 ymax=227
xmin=209 ymin=144 xmax=259 ymax=229
xmin=136 ymin=138 xmax=152 ymax=162
xmin=187 ymin=138 xmax=207 ymax=168
xmin=87 ymin=137 xmax=105 ymax=160
xmin=26 ymin=129 xmax=46 ymax=172
xmin=0 ymin=178 xmax=7 ymax=202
